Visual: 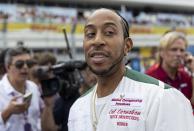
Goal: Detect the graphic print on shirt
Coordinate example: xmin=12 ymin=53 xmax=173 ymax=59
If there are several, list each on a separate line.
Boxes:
xmin=108 ymin=93 xmax=144 ymax=127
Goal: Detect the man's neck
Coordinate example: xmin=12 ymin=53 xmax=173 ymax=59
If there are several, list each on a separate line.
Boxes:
xmin=161 ymin=63 xmax=177 ymax=80
xmin=96 ymin=66 xmax=126 ymax=98
xmin=8 ymin=76 xmax=26 ymax=94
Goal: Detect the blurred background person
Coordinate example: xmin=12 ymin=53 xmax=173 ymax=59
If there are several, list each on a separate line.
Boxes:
xmin=0 ymin=47 xmax=59 ymax=131
xmin=28 ymin=53 xmax=39 ymax=87
xmin=146 ymin=31 xmax=194 ymax=110
xmin=0 ymin=47 xmax=42 ymax=131
xmin=28 ymin=51 xmax=59 ymax=131
xmin=28 ymin=51 xmax=57 ymax=88
xmin=0 ymin=48 xmax=8 ymax=79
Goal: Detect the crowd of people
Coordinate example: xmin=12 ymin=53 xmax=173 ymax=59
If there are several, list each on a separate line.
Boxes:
xmin=0 ymin=47 xmax=96 ymax=131
xmin=0 ymin=7 xmax=194 ymax=131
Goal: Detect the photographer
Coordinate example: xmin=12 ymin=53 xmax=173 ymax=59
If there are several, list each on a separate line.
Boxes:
xmin=146 ymin=31 xmax=194 ymax=110
xmin=29 ymin=52 xmax=57 ymax=88
xmin=29 ymin=51 xmax=59 ymax=131
xmin=53 ymin=64 xmax=96 ymax=131
xmin=29 ymin=51 xmax=96 ymax=131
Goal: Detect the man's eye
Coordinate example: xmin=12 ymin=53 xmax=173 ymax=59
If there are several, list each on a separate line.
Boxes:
xmin=169 ymin=48 xmax=185 ymax=53
xmin=170 ymin=48 xmax=177 ymax=52
xmin=105 ymin=31 xmax=114 ymax=36
xmin=180 ymin=49 xmax=185 ymax=53
xmin=85 ymin=32 xmax=95 ymax=38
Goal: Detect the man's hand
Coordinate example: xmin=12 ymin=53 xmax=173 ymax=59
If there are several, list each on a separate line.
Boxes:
xmin=43 ymin=96 xmax=56 ymax=108
xmin=9 ymin=97 xmax=30 ymax=114
xmin=1 ymin=97 xmax=30 ymax=123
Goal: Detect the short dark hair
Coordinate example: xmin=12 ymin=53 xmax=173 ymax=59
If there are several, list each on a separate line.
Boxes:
xmin=0 ymin=48 xmax=9 ymax=74
xmin=100 ymin=8 xmax=130 ymax=39
xmin=4 ymin=47 xmax=30 ymax=67
xmin=35 ymin=52 xmax=57 ymax=66
xmin=88 ymin=8 xmax=130 ymax=39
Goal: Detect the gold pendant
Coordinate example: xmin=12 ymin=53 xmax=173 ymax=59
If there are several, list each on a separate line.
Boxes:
xmin=120 ymin=93 xmax=125 ymax=99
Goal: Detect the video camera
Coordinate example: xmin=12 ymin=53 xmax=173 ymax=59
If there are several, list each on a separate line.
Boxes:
xmin=34 ymin=60 xmax=87 ymax=100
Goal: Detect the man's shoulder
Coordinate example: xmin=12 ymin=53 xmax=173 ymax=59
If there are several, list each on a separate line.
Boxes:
xmin=145 ymin=63 xmax=161 ymax=76
xmin=125 ymin=68 xmax=171 ymax=89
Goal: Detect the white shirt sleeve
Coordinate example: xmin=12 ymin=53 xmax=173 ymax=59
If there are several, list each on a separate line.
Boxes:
xmin=146 ymin=88 xmax=194 ymax=131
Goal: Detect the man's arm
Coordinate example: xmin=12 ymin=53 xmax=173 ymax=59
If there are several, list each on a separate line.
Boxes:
xmin=41 ymin=96 xmax=59 ymax=131
xmin=0 ymin=97 xmax=29 ymax=131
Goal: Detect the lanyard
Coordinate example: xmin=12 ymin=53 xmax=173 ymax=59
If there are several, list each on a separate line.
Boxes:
xmin=23 ymin=111 xmax=32 ymax=131
xmin=10 ymin=91 xmax=32 ymax=131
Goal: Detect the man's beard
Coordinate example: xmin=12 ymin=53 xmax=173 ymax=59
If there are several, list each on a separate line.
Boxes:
xmin=88 ymin=51 xmax=125 ymax=77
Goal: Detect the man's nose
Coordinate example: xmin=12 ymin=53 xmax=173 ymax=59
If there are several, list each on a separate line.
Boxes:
xmin=176 ymin=49 xmax=184 ymax=56
xmin=93 ymin=32 xmax=105 ymax=46
xmin=23 ymin=62 xmax=29 ymax=69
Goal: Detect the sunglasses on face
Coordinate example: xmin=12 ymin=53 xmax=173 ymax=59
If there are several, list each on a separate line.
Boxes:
xmin=12 ymin=60 xmax=36 ymax=69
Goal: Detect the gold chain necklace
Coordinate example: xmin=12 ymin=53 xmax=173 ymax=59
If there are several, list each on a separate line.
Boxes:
xmin=91 ymin=85 xmax=109 ymax=131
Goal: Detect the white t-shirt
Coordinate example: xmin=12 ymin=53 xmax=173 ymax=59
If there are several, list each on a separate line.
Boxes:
xmin=68 ymin=68 xmax=194 ymax=131
xmin=0 ymin=74 xmax=42 ymax=131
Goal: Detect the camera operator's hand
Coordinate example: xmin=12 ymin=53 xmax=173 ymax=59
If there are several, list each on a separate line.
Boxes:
xmin=1 ymin=97 xmax=30 ymax=123
xmin=43 ymin=96 xmax=56 ymax=108
xmin=184 ymin=52 xmax=194 ymax=73
xmin=41 ymin=95 xmax=59 ymax=131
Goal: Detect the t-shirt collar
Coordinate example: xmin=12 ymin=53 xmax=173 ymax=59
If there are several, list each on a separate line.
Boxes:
xmin=1 ymin=74 xmax=29 ymax=96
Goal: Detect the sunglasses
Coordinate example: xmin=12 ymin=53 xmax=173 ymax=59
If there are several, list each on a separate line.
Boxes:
xmin=13 ymin=60 xmax=37 ymax=69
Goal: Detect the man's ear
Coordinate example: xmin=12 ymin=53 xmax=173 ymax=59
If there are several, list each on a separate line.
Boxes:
xmin=124 ymin=37 xmax=133 ymax=55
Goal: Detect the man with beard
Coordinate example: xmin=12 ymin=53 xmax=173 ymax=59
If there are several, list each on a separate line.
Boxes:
xmin=68 ymin=8 xmax=194 ymax=131
xmin=146 ymin=31 xmax=194 ymax=110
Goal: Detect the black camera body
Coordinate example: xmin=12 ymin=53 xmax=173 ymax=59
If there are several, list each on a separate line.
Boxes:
xmin=35 ymin=60 xmax=87 ymax=100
